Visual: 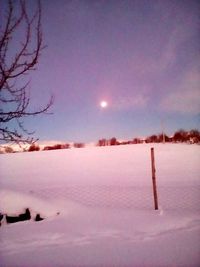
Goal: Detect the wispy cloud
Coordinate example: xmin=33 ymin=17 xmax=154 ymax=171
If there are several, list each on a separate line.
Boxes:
xmin=160 ymin=70 xmax=200 ymax=115
xmin=130 ymin=8 xmax=199 ymax=78
xmin=159 ymin=15 xmax=199 ymax=71
xmin=113 ymin=94 xmax=149 ymax=110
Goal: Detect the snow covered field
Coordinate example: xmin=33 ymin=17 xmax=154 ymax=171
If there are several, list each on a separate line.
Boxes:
xmin=0 ymin=143 xmax=200 ymax=267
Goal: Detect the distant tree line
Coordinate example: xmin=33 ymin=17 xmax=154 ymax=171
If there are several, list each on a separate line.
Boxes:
xmin=27 ymin=142 xmax=85 ymax=152
xmin=0 ymin=142 xmax=85 ymax=153
xmin=97 ymin=129 xmax=200 ymax=147
xmin=1 ymin=129 xmax=199 ymax=154
xmin=27 ymin=143 xmax=84 ymax=152
xmin=146 ymin=129 xmax=200 ymax=144
xmin=43 ymin=143 xmax=70 ymax=151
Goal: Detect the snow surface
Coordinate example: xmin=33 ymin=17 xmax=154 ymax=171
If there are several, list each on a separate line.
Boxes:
xmin=0 ymin=143 xmax=200 ymax=267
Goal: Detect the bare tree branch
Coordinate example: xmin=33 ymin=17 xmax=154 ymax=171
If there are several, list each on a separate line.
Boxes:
xmin=0 ymin=0 xmax=53 ymax=144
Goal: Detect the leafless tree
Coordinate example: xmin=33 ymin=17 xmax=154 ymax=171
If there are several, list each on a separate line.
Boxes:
xmin=0 ymin=0 xmax=53 ymax=144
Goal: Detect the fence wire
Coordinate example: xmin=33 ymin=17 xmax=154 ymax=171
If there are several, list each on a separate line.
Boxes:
xmin=31 ymin=184 xmax=200 ymax=211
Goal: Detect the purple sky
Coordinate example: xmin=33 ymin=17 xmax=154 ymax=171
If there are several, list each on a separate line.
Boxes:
xmin=11 ymin=0 xmax=200 ymax=142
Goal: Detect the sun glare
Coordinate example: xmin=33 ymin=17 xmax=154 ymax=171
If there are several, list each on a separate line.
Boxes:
xmin=100 ymin=101 xmax=108 ymax=108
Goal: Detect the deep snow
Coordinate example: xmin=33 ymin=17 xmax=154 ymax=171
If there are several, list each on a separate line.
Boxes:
xmin=0 ymin=144 xmax=200 ymax=267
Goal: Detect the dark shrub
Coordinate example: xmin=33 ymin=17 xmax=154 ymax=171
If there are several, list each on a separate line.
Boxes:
xmin=43 ymin=146 xmax=51 ymax=151
xmin=43 ymin=143 xmax=70 ymax=151
xmin=74 ymin=143 xmax=85 ymax=148
xmin=146 ymin=135 xmax=159 ymax=143
xmin=28 ymin=144 xmax=40 ymax=152
xmin=97 ymin=139 xmax=107 ymax=146
xmin=0 ymin=213 xmax=3 ymax=226
xmin=110 ymin=137 xmax=119 ymax=146
xmin=132 ymin=138 xmax=142 ymax=144
xmin=53 ymin=144 xmax=62 ymax=150
xmin=62 ymin=143 xmax=70 ymax=149
xmin=173 ymin=130 xmax=188 ymax=142
xmin=4 ymin=146 xmax=14 ymax=153
xmin=188 ymin=129 xmax=200 ymax=143
xmin=6 ymin=208 xmax=31 ymax=224
xmin=35 ymin=214 xmax=44 ymax=221
xmin=157 ymin=134 xmax=171 ymax=143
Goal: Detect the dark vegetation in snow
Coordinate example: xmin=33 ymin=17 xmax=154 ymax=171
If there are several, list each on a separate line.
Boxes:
xmin=0 ymin=209 xmax=46 ymax=226
xmin=73 ymin=143 xmax=85 ymax=148
xmin=34 ymin=214 xmax=44 ymax=221
xmin=5 ymin=208 xmax=31 ymax=224
xmin=43 ymin=143 xmax=70 ymax=151
xmin=0 ymin=213 xmax=3 ymax=226
xmin=28 ymin=144 xmax=40 ymax=152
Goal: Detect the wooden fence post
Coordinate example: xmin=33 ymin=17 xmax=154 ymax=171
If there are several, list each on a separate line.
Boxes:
xmin=151 ymin=147 xmax=158 ymax=210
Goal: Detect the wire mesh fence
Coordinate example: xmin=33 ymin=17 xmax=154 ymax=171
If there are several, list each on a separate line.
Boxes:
xmin=2 ymin=145 xmax=199 ymax=213
xmin=30 ymin=184 xmax=200 ymax=211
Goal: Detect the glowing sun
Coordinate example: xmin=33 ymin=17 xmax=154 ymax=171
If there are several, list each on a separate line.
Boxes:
xmin=100 ymin=101 xmax=108 ymax=108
